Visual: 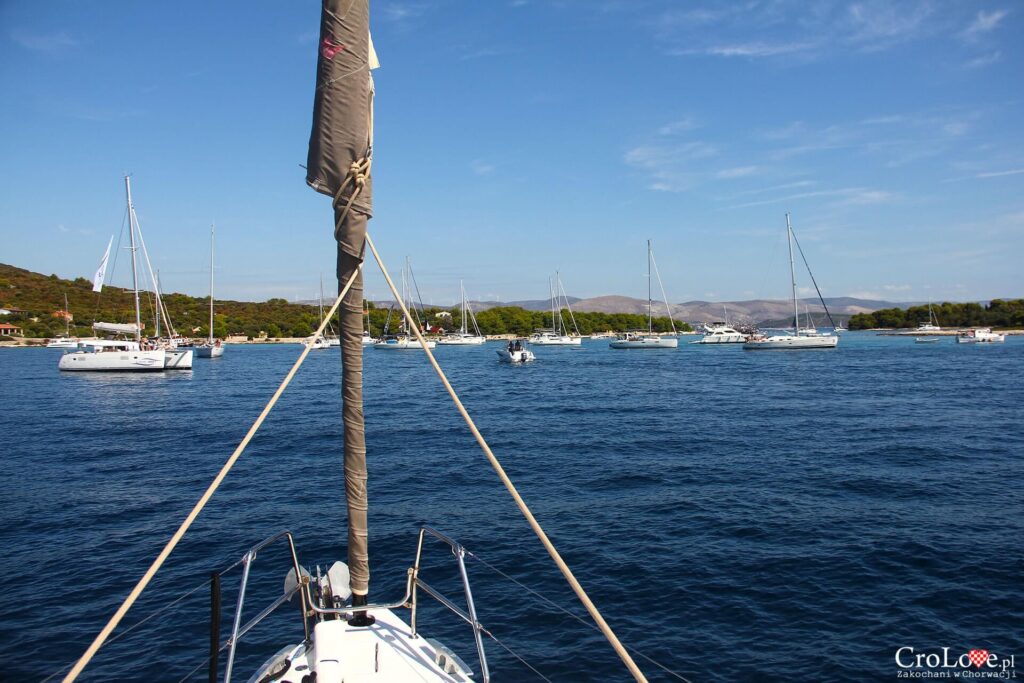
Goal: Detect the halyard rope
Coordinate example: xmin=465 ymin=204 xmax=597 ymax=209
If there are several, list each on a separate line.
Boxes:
xmin=60 ymin=264 xmax=363 ymax=683
xmin=364 ymin=232 xmax=650 ymax=683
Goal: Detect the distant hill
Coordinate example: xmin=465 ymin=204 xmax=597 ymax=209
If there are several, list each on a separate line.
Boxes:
xmin=3 ymin=261 xmax=1013 ymax=336
xmin=560 ymin=294 xmax=899 ymax=325
xmin=0 ymin=262 xmax=323 ymax=339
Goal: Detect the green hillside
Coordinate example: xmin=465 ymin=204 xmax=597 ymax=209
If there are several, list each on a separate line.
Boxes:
xmin=0 ymin=263 xmax=322 ymax=339
xmin=848 ymin=300 xmax=1024 ymax=330
xmin=0 ymin=263 xmax=690 ymax=339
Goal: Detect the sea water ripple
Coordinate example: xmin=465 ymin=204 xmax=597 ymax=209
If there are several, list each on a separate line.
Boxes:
xmin=0 ymin=332 xmax=1021 ymax=681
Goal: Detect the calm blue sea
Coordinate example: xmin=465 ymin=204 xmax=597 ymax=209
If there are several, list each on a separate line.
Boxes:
xmin=1 ymin=333 xmax=1021 ymax=682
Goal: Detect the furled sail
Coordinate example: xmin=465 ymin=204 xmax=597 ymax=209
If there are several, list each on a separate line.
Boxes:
xmin=307 ymin=0 xmax=376 ymax=601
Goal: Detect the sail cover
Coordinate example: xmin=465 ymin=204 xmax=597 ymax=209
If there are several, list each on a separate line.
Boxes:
xmin=307 ymin=0 xmax=375 ymax=598
xmin=307 ymin=0 xmax=377 ymax=260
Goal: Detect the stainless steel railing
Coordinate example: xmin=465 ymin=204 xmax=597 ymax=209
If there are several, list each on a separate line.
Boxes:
xmin=218 ymin=526 xmax=489 ymax=683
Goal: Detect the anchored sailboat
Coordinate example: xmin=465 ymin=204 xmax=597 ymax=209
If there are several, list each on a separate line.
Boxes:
xmin=743 ymin=213 xmax=838 ymax=350
xmin=916 ymin=300 xmax=941 ymax=333
xmin=529 ymin=272 xmax=582 ymax=345
xmin=610 ymin=240 xmax=679 ymax=349
xmin=59 ymin=177 xmax=173 ymax=372
xmin=196 ymin=224 xmax=225 ymax=358
xmin=373 ymin=258 xmax=436 ymax=350
xmin=437 ymin=280 xmax=486 ymax=345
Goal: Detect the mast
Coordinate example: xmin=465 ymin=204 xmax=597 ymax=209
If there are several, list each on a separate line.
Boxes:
xmin=548 ymin=276 xmax=555 ymax=334
xmin=460 ymin=280 xmax=467 ymax=335
xmin=155 ymin=270 xmax=162 ymax=338
xmin=124 ymin=176 xmax=142 ymax=342
xmin=786 ymin=213 xmax=798 ymax=334
xmin=403 ymin=258 xmax=410 ymax=335
xmin=208 ymin=224 xmax=215 ymax=344
xmin=64 ymin=292 xmax=70 ymax=336
xmin=647 ymin=239 xmax=653 ymax=333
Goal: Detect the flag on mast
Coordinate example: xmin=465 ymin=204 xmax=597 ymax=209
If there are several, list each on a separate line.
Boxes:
xmin=92 ymin=236 xmax=113 ymax=292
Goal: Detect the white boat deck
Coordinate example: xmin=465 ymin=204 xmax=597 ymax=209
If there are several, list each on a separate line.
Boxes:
xmin=261 ymin=609 xmax=472 ymax=683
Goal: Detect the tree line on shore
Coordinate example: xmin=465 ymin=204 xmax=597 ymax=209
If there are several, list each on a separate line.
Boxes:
xmin=0 ymin=264 xmax=689 ymax=339
xmin=848 ymin=300 xmax=1024 ymax=330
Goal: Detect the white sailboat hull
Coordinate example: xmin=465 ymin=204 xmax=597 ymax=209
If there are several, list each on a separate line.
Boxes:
xmin=58 ymin=348 xmax=167 ymax=372
xmin=609 ymin=336 xmax=678 ymax=349
xmin=437 ymin=335 xmax=486 ymax=345
xmin=529 ymin=335 xmax=581 ymax=345
xmin=164 ymin=349 xmax=194 ymax=369
xmin=195 ymin=344 xmax=224 ymax=358
xmin=374 ymin=338 xmax=437 ymax=350
xmin=743 ymin=334 xmax=838 ymax=350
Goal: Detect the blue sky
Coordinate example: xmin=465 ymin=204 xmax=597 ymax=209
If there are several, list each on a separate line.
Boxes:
xmin=1 ymin=1 xmax=1021 ymax=305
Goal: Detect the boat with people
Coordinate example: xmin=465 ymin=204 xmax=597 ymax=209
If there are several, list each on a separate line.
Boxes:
xmin=610 ymin=240 xmax=679 ymax=349
xmin=743 ymin=214 xmax=838 ymax=351
xmin=59 ymin=177 xmax=193 ymax=371
xmin=497 ymin=338 xmax=535 ymax=363
xmin=529 ymin=272 xmax=582 ymax=345
xmin=196 ymin=224 xmax=225 ymax=358
xmin=957 ymin=327 xmax=1005 ymax=344
xmin=438 ymin=281 xmax=486 ymax=345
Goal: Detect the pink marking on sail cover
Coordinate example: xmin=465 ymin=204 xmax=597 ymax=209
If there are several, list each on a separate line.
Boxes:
xmin=321 ymin=36 xmax=346 ymax=59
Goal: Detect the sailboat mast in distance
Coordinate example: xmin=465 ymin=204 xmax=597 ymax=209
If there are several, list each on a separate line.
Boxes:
xmin=647 ymin=239 xmax=653 ymax=333
xmin=124 ymin=176 xmax=142 ymax=341
xmin=208 ymin=224 xmax=215 ymax=343
xmin=786 ymin=212 xmax=798 ymax=333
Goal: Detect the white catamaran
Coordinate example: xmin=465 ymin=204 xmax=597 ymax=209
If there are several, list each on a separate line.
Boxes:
xmin=59 ymin=177 xmax=194 ymax=371
xmin=743 ymin=214 xmax=839 ymax=350
xmin=437 ymin=281 xmax=486 ymax=345
xmin=610 ymin=240 xmax=679 ymax=349
xmin=196 ymin=224 xmax=225 ymax=358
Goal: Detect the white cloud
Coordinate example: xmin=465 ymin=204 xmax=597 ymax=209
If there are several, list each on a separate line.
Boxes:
xmin=716 ymin=166 xmax=758 ymax=179
xmin=976 ymin=168 xmax=1024 ymax=179
xmin=962 ymin=9 xmax=1009 ymax=40
xmin=943 ymin=121 xmax=969 ymax=136
xmin=470 ymin=160 xmax=495 ymax=176
xmin=10 ymin=28 xmax=78 ymax=54
xmin=624 ymin=141 xmax=718 ymax=192
xmin=964 ymin=51 xmax=1002 ymax=69
xmin=658 ymin=118 xmax=699 ymax=135
xmin=675 ymin=41 xmax=815 ymax=58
